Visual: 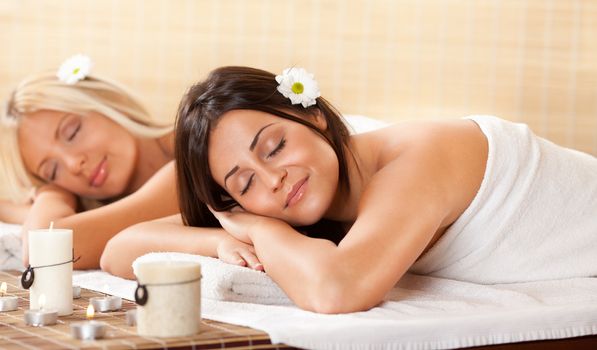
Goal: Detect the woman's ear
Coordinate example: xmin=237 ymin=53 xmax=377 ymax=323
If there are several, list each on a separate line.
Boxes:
xmin=311 ymin=108 xmax=328 ymax=131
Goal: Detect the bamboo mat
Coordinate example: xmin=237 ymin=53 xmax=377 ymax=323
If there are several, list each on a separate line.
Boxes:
xmin=0 ymin=271 xmax=293 ymax=350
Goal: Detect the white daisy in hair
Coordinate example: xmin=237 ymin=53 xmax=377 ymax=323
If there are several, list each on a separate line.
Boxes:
xmin=275 ymin=67 xmax=321 ymax=107
xmin=56 ymin=54 xmax=93 ymax=85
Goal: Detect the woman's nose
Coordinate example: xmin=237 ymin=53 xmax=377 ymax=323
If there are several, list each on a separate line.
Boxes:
xmin=63 ymin=153 xmax=86 ymax=175
xmin=260 ymin=166 xmax=287 ymax=192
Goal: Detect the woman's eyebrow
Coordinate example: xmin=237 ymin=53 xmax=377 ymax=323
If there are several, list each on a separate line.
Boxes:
xmin=249 ymin=123 xmax=275 ymax=151
xmin=36 ymin=113 xmax=70 ymax=175
xmin=223 ymin=122 xmax=276 ymax=188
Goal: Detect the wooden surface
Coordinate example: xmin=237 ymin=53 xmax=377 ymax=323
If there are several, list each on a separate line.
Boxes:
xmin=0 ymin=271 xmax=293 ymax=350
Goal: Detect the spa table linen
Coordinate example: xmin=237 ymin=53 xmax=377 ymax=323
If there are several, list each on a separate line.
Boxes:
xmin=0 ymin=222 xmax=23 ymax=271
xmin=71 ymin=252 xmax=597 ymax=350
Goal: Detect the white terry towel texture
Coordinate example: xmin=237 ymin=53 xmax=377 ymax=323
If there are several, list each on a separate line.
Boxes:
xmin=132 ymin=252 xmax=292 ymax=304
xmin=73 ymin=256 xmax=597 ymax=350
xmin=410 ymin=115 xmax=597 ymax=284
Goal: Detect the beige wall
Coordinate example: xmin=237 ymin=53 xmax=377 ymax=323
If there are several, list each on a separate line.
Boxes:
xmin=1 ymin=0 xmax=595 ymax=154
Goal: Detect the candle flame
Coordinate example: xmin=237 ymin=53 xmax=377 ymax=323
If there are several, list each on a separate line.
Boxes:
xmin=86 ymin=303 xmax=95 ymax=319
xmin=49 ymin=221 xmax=54 ymax=231
xmin=0 ymin=282 xmax=6 ymax=296
xmin=38 ymin=294 xmax=46 ymax=311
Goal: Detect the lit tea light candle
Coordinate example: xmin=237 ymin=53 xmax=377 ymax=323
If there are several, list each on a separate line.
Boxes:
xmin=72 ymin=285 xmax=81 ymax=299
xmin=90 ymin=295 xmax=122 ymax=312
xmin=125 ymin=309 xmax=137 ymax=326
xmin=24 ymin=294 xmax=57 ymax=326
xmin=70 ymin=304 xmax=107 ymax=340
xmin=0 ymin=282 xmax=18 ymax=312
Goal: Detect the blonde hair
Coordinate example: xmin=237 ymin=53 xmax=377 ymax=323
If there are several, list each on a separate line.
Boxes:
xmin=0 ymin=71 xmax=172 ymax=203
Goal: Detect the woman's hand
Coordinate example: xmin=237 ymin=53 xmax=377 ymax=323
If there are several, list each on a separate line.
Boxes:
xmin=208 ymin=206 xmax=275 ymax=244
xmin=33 ymin=184 xmax=77 ymax=210
xmin=217 ymin=235 xmax=264 ymax=271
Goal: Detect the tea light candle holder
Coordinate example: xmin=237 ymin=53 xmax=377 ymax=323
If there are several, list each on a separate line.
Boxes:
xmin=72 ymin=285 xmax=81 ymax=299
xmin=90 ymin=295 xmax=121 ymax=312
xmin=24 ymin=295 xmax=57 ymax=326
xmin=125 ymin=309 xmax=137 ymax=326
xmin=0 ymin=282 xmax=18 ymax=312
xmin=70 ymin=304 xmax=107 ymax=340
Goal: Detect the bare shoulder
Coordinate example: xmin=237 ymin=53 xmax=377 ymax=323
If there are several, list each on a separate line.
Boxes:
xmin=332 ymin=119 xmax=488 ymax=303
xmin=356 ymin=118 xmax=488 ymax=228
xmin=361 ymin=119 xmax=486 ymax=163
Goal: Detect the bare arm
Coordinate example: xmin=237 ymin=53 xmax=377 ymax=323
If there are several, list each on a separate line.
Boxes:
xmin=100 ymin=214 xmax=262 ymax=279
xmin=215 ymin=122 xmax=487 ymax=313
xmin=0 ymin=200 xmax=32 ymax=224
xmin=100 ymin=214 xmax=223 ymax=279
xmin=22 ymin=161 xmax=179 ymax=270
xmin=242 ymin=155 xmax=448 ymax=314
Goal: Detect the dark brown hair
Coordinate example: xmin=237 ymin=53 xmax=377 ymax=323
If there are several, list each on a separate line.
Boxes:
xmin=174 ymin=66 xmax=353 ymax=237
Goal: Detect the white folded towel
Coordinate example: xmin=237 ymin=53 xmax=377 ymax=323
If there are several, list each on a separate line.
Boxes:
xmin=0 ymin=222 xmax=23 ymax=271
xmin=74 ymin=265 xmax=597 ymax=350
xmin=132 ymin=252 xmax=292 ymax=305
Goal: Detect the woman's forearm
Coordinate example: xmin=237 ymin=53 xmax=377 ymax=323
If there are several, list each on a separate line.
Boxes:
xmin=22 ymin=164 xmax=179 ymax=270
xmin=0 ymin=200 xmax=32 ymax=224
xmin=248 ymin=221 xmax=359 ymax=313
xmin=100 ymin=222 xmax=229 ymax=279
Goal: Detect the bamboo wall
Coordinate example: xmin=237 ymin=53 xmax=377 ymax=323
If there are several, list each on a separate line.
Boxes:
xmin=1 ymin=0 xmax=595 ymax=154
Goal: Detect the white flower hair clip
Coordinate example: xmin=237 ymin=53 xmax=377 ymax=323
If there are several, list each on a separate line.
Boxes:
xmin=275 ymin=67 xmax=320 ymax=107
xmin=56 ymin=54 xmax=93 ymax=85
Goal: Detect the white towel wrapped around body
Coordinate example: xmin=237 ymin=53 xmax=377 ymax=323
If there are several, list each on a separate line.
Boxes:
xmin=132 ymin=252 xmax=292 ymax=305
xmin=410 ymin=115 xmax=597 ymax=284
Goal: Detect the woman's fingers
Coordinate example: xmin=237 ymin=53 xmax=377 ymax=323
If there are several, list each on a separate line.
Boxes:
xmin=220 ymin=250 xmax=247 ymax=267
xmin=239 ymin=250 xmax=264 ymax=271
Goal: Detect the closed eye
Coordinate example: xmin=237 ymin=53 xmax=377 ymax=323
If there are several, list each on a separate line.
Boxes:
xmin=67 ymin=122 xmax=81 ymax=141
xmin=240 ymin=174 xmax=254 ymax=195
xmin=267 ymin=138 xmax=286 ymax=158
xmin=240 ymin=137 xmax=285 ymax=195
xmin=49 ymin=162 xmax=58 ymax=182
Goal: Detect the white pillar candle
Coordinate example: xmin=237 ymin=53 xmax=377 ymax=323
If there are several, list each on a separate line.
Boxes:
xmin=135 ymin=261 xmax=201 ymax=338
xmin=28 ymin=228 xmax=73 ymax=316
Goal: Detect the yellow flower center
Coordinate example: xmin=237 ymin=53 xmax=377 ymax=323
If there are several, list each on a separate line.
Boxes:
xmin=291 ymin=82 xmax=304 ymax=94
xmin=72 ymin=67 xmax=80 ymax=75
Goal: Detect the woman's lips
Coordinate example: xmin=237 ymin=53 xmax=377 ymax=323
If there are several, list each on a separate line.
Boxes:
xmin=89 ymin=158 xmax=108 ymax=187
xmin=286 ymin=177 xmax=308 ymax=208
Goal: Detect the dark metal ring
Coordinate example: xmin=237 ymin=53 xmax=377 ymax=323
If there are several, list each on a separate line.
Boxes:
xmin=135 ymin=284 xmax=148 ymax=306
xmin=21 ymin=266 xmax=34 ymax=290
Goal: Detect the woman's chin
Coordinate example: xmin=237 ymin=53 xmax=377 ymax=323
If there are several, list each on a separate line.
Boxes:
xmin=284 ymin=211 xmax=326 ymax=227
xmin=82 ymin=186 xmax=122 ymax=201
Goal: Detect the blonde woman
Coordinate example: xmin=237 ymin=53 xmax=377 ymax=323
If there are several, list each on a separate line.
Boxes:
xmin=0 ymin=56 xmax=261 ymax=272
